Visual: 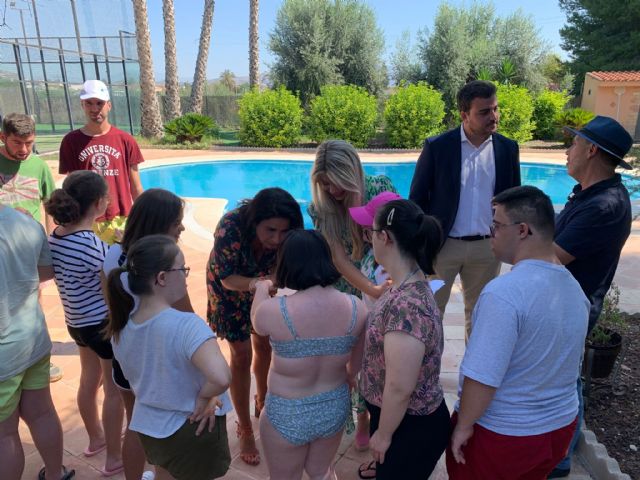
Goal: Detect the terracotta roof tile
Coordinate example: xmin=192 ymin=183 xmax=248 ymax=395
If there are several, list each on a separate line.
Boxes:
xmin=588 ymin=71 xmax=640 ymax=82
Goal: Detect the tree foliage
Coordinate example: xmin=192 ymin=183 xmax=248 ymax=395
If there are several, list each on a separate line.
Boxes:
xmin=268 ymin=0 xmax=386 ymax=105
xmin=419 ymin=2 xmax=549 ymax=111
xmin=384 ymin=83 xmax=445 ymax=148
xmin=307 ymin=85 xmax=378 ymax=147
xmin=559 ymin=0 xmax=640 ymax=94
xmin=389 ymin=30 xmax=424 ymax=86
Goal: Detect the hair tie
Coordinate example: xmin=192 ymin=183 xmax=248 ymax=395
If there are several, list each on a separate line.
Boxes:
xmin=119 ymin=271 xmax=140 ymax=315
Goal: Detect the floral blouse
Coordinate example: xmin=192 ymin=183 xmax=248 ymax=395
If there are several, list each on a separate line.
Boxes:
xmin=359 ymin=279 xmax=444 ymax=415
xmin=206 ymin=208 xmax=276 ymax=342
xmin=309 ymin=174 xmax=397 ymax=295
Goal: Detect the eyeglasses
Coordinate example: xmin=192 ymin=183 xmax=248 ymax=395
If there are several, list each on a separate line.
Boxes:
xmin=166 ymin=266 xmax=190 ymax=277
xmin=489 ymin=221 xmax=532 ymax=237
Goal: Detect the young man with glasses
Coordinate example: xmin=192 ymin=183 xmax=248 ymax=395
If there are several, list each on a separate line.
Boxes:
xmin=447 ymin=186 xmax=589 ymax=479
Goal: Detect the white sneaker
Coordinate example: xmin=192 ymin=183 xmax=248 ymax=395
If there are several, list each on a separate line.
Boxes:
xmin=141 ymin=471 xmax=155 ymax=480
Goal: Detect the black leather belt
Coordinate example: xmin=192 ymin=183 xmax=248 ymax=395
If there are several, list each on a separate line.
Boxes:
xmin=448 ymin=235 xmax=491 ymax=241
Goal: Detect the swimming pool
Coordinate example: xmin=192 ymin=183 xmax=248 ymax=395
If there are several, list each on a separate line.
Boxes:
xmin=140 ymin=160 xmax=640 ymax=227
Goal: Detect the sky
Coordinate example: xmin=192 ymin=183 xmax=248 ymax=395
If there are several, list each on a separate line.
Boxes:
xmin=144 ymin=0 xmax=569 ymax=83
xmin=0 ymin=0 xmax=568 ymax=84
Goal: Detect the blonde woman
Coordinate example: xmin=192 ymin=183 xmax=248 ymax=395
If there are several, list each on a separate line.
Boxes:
xmin=309 ymin=139 xmax=397 ymax=451
xmin=310 ymin=140 xmax=396 ymax=299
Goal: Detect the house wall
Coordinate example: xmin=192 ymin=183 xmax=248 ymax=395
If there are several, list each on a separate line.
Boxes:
xmin=582 ymin=77 xmax=640 ymax=140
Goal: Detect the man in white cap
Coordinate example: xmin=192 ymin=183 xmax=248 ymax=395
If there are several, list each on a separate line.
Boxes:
xmin=58 ymin=80 xmax=144 ymax=243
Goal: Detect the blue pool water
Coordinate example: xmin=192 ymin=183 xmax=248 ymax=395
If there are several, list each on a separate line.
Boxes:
xmin=140 ymin=160 xmax=640 ymax=227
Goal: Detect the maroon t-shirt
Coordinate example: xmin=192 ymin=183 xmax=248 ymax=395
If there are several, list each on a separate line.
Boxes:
xmin=59 ymin=126 xmax=144 ymax=220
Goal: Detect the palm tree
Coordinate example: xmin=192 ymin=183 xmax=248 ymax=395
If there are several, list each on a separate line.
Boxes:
xmin=249 ymin=0 xmax=259 ymax=89
xmin=189 ymin=0 xmax=215 ymax=113
xmin=163 ymin=0 xmax=181 ymax=120
xmin=219 ymin=69 xmax=237 ymax=94
xmin=132 ymin=0 xmax=163 ymax=138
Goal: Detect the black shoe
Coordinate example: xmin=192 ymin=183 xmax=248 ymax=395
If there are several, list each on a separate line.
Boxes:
xmin=547 ymin=467 xmax=570 ymax=478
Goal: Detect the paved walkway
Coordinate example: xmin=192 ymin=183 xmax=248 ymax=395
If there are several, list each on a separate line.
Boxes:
xmin=19 ymin=149 xmax=638 ymax=479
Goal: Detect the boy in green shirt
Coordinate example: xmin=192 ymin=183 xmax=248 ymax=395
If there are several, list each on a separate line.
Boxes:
xmin=0 ymin=113 xmax=61 ymax=382
xmin=0 ymin=113 xmax=55 ymax=232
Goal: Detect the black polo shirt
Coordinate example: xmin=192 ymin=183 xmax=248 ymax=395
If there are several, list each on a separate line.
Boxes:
xmin=555 ymin=174 xmax=631 ymax=329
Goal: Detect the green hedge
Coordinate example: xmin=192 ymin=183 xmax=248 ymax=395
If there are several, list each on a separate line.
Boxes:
xmin=532 ymin=90 xmax=570 ymax=140
xmin=384 ymin=83 xmax=445 ymax=148
xmin=307 ymin=85 xmax=378 ymax=148
xmin=496 ymin=84 xmax=535 ymax=144
xmin=238 ymin=87 xmax=303 ymax=147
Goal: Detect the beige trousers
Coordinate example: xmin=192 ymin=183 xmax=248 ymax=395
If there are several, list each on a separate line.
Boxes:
xmin=433 ymin=237 xmax=501 ymax=342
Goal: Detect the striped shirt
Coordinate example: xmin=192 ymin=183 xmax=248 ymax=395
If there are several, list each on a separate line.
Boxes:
xmin=49 ymin=229 xmax=109 ymax=328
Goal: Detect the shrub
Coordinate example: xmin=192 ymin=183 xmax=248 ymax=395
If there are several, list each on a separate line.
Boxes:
xmin=588 ymin=284 xmax=625 ymax=346
xmin=556 ymin=108 xmax=595 ymax=146
xmin=307 ymin=85 xmax=378 ymax=148
xmin=384 ymin=83 xmax=446 ymax=148
xmin=238 ymin=87 xmax=303 ymax=147
xmin=496 ymin=83 xmax=535 ymax=144
xmin=163 ymin=113 xmax=219 ymax=144
xmin=532 ymin=90 xmax=570 ymax=140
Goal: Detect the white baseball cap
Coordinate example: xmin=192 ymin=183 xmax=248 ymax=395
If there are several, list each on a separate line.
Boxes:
xmin=80 ymin=80 xmax=110 ymax=101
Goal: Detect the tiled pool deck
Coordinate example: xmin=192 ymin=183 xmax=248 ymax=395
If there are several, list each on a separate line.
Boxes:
xmin=20 ymin=149 xmax=638 ymax=479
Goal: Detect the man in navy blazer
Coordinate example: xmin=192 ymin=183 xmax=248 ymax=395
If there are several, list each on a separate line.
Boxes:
xmin=409 ymin=81 xmax=520 ymax=340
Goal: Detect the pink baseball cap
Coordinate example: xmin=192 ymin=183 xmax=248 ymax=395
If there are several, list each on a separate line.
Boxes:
xmin=349 ymin=191 xmax=402 ymax=227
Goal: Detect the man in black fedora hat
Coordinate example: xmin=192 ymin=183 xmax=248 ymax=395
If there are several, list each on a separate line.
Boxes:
xmin=548 ymin=115 xmax=634 ymax=478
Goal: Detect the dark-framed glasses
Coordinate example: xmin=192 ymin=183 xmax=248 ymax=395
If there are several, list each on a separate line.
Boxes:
xmin=166 ymin=266 xmax=191 ymax=277
xmin=489 ymin=221 xmax=533 ymax=237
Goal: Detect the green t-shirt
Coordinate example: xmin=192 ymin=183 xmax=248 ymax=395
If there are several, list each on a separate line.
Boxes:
xmin=0 ymin=151 xmax=55 ymax=221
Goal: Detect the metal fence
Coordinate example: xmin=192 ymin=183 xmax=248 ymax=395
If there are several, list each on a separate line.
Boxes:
xmin=0 ymin=35 xmax=140 ymax=135
xmin=0 ymin=0 xmax=140 ymax=135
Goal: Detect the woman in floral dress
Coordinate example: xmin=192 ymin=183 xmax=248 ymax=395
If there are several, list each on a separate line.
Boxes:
xmin=206 ymin=187 xmax=303 ymax=466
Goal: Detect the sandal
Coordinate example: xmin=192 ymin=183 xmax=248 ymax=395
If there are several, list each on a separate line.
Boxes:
xmin=254 ymin=394 xmax=264 ymax=418
xmin=236 ymin=421 xmax=260 ymax=466
xmin=38 ymin=465 xmax=76 ymax=480
xmin=358 ymin=460 xmax=376 ymax=479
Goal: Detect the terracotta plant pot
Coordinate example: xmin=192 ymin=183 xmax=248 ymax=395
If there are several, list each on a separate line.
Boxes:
xmin=583 ymin=331 xmax=622 ymax=379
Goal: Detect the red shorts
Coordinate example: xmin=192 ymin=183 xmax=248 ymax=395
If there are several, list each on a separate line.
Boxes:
xmin=446 ymin=412 xmax=577 ymax=480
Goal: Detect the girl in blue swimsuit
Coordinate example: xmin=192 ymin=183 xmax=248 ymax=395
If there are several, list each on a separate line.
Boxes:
xmin=251 ymin=230 xmax=368 ymax=480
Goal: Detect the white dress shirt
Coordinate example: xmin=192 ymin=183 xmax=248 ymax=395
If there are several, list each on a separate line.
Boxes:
xmin=448 ymin=125 xmax=496 ymax=237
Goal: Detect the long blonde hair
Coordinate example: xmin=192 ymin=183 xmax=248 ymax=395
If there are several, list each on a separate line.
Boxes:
xmin=311 ymin=140 xmax=366 ymax=260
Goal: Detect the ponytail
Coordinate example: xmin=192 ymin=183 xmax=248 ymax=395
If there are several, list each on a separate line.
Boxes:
xmin=104 ymin=267 xmax=135 ymax=342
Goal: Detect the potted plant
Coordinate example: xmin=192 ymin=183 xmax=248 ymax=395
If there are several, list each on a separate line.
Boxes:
xmin=583 ymin=284 xmax=625 ymax=379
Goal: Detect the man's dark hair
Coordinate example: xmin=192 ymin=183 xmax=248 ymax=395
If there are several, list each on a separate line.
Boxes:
xmin=275 ymin=230 xmax=340 ymax=291
xmin=457 ymin=81 xmax=497 ymax=113
xmin=492 ymin=186 xmax=555 ymax=239
xmin=1 ymin=113 xmax=35 ymax=137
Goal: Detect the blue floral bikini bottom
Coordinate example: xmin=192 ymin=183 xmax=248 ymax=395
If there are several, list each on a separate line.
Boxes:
xmin=265 ymin=383 xmax=350 ymax=446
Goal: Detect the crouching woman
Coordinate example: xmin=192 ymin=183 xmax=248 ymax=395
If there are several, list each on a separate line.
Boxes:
xmin=105 ymin=234 xmax=231 ymax=480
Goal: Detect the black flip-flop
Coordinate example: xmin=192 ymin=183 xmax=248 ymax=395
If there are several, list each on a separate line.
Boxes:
xmin=38 ymin=465 xmax=76 ymax=480
xmin=358 ymin=460 xmax=376 ymax=479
